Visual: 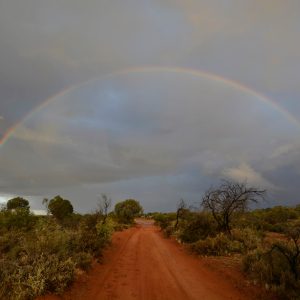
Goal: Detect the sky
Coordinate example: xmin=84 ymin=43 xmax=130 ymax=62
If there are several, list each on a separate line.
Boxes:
xmin=0 ymin=0 xmax=300 ymax=212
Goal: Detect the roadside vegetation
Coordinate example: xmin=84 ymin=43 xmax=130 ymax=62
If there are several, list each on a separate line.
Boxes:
xmin=153 ymin=180 xmax=300 ymax=300
xmin=2 ymin=183 xmax=299 ymax=299
xmin=0 ymin=195 xmax=143 ymax=300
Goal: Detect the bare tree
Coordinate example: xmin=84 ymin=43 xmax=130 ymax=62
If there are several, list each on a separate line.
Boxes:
xmin=201 ymin=180 xmax=266 ymax=234
xmin=97 ymin=194 xmax=111 ymax=224
xmin=42 ymin=198 xmax=50 ymax=215
xmin=175 ymin=198 xmax=187 ymax=230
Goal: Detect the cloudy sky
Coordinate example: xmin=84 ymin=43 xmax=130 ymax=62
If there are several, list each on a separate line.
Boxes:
xmin=0 ymin=0 xmax=300 ymax=212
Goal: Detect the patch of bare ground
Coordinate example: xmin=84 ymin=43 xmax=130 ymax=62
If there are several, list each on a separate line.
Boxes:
xmin=199 ymin=255 xmax=278 ymax=300
xmin=264 ymin=232 xmax=288 ymax=243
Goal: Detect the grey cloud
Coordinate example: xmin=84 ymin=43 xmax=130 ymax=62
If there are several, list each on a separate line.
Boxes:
xmin=1 ymin=72 xmax=300 ymax=211
xmin=1 ymin=0 xmax=300 ymax=211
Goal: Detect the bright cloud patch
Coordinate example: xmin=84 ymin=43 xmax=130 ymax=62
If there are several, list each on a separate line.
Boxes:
xmin=223 ymin=163 xmax=277 ymax=190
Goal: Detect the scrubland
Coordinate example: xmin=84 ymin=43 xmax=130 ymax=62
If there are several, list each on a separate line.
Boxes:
xmin=152 ymin=204 xmax=300 ymax=300
xmin=1 ymin=187 xmax=300 ymax=300
xmin=0 ymin=196 xmax=141 ymax=299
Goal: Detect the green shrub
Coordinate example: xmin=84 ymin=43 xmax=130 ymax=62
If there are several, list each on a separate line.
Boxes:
xmin=243 ymin=248 xmax=300 ymax=299
xmin=242 ymin=206 xmax=299 ymax=233
xmin=178 ymin=212 xmax=217 ymax=243
xmin=190 ymin=228 xmax=263 ymax=256
xmin=230 ymin=228 xmax=263 ymax=252
xmin=243 ymin=224 xmax=300 ymax=300
xmin=96 ymin=220 xmax=114 ymax=242
xmin=73 ymin=252 xmax=93 ymax=271
xmin=0 ymin=254 xmax=75 ymax=300
xmin=114 ymin=199 xmax=143 ymax=224
xmin=6 ymin=197 xmax=30 ymax=210
xmin=153 ymin=212 xmax=176 ymax=230
xmin=264 ymin=206 xmax=298 ymax=224
xmin=190 ymin=233 xmax=243 ymax=256
xmin=0 ymin=208 xmax=36 ymax=231
xmin=0 ymin=212 xmax=114 ymax=299
xmin=48 ymin=195 xmax=73 ymax=221
xmin=0 ymin=231 xmax=23 ymax=254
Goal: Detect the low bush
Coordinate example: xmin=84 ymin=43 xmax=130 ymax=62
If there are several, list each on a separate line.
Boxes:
xmin=0 ymin=208 xmax=37 ymax=232
xmin=0 ymin=213 xmax=114 ymax=299
xmin=230 ymin=228 xmax=263 ymax=252
xmin=239 ymin=206 xmax=300 ymax=234
xmin=190 ymin=233 xmax=242 ymax=256
xmin=153 ymin=212 xmax=176 ymax=230
xmin=190 ymin=228 xmax=262 ymax=256
xmin=73 ymin=252 xmax=93 ymax=271
xmin=243 ymin=225 xmax=300 ymax=299
xmin=243 ymin=248 xmax=300 ymax=299
xmin=178 ymin=212 xmax=217 ymax=243
xmin=0 ymin=254 xmax=75 ymax=300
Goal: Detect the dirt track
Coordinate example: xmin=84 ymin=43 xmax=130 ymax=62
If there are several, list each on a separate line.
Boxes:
xmin=41 ymin=219 xmax=254 ymax=300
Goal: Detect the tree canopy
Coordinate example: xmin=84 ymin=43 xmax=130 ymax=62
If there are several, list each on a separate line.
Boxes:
xmin=114 ymin=199 xmax=143 ymax=224
xmin=48 ymin=195 xmax=73 ymax=221
xmin=6 ymin=197 xmax=30 ymax=210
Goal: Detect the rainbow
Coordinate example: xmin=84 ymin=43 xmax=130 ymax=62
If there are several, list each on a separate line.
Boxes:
xmin=1 ymin=66 xmax=299 ymax=146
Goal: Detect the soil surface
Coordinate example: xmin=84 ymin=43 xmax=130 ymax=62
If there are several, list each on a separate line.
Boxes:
xmin=38 ymin=219 xmax=265 ymax=300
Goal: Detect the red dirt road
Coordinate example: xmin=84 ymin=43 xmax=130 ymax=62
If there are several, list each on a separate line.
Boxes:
xmin=40 ymin=220 xmax=255 ymax=300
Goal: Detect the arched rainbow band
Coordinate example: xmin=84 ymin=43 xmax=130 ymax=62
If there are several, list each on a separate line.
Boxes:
xmin=1 ymin=66 xmax=299 ymax=146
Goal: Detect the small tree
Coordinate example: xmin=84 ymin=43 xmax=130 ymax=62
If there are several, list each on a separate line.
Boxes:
xmin=97 ymin=194 xmax=111 ymax=224
xmin=114 ymin=199 xmax=143 ymax=224
xmin=174 ymin=199 xmax=187 ymax=230
xmin=6 ymin=197 xmax=30 ymax=211
xmin=42 ymin=198 xmax=50 ymax=215
xmin=201 ymin=180 xmax=265 ymax=234
xmin=48 ymin=195 xmax=73 ymax=221
xmin=3 ymin=197 xmax=34 ymax=229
